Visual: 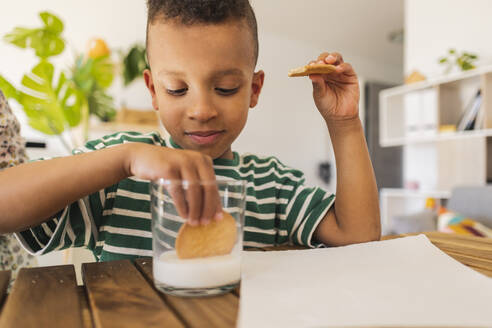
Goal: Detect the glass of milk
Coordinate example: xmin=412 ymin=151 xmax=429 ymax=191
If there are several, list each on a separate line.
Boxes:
xmin=150 ymin=179 xmax=246 ymax=297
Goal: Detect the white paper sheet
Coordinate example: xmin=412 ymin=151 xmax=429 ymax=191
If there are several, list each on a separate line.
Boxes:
xmin=239 ymin=235 xmax=492 ymax=328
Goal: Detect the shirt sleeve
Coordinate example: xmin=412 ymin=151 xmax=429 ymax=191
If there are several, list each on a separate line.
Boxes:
xmin=15 ymin=194 xmax=104 ymax=255
xmin=284 ymin=182 xmax=335 ymax=247
xmin=14 ymin=141 xmax=112 ymax=256
xmin=14 ymin=131 xmax=162 ymax=255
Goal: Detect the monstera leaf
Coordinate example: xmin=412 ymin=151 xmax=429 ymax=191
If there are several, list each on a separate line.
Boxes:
xmin=91 ymin=56 xmax=114 ymax=89
xmin=3 ymin=12 xmax=64 ymax=58
xmin=72 ymin=55 xmax=115 ymax=121
xmin=16 ymin=60 xmax=83 ymax=135
xmin=1 ymin=10 xmax=116 ymax=149
xmin=0 ymin=75 xmax=20 ymax=101
xmin=122 ymin=44 xmax=148 ymax=86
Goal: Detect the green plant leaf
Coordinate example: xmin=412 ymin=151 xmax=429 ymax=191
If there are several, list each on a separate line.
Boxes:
xmin=60 ymin=83 xmax=83 ymax=127
xmin=71 ymin=55 xmax=114 ymax=92
xmin=20 ymin=61 xmax=65 ymax=134
xmin=3 ymin=12 xmax=65 ymax=58
xmin=91 ymin=56 xmax=114 ymax=89
xmin=462 ymin=62 xmax=475 ymax=71
xmin=449 ymin=48 xmax=456 ymax=54
xmin=88 ymin=86 xmax=116 ymax=122
xmin=18 ymin=60 xmax=83 ymax=134
xmin=71 ymin=55 xmax=115 ymax=122
xmin=72 ymin=55 xmax=95 ymax=93
xmin=438 ymin=57 xmax=448 ymax=64
xmin=56 ymin=72 xmax=83 ymax=127
xmin=122 ymin=44 xmax=148 ymax=86
xmin=31 ymin=30 xmax=65 ymax=58
xmin=40 ymin=12 xmax=64 ymax=33
xmin=0 ymin=75 xmax=20 ymax=101
xmin=3 ymin=27 xmax=33 ymax=48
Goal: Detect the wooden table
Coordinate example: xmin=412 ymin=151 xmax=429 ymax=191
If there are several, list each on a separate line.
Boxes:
xmin=0 ymin=232 xmax=490 ymax=328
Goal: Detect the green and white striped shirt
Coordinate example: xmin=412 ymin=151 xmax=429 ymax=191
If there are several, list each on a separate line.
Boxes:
xmin=16 ymin=131 xmax=335 ymax=261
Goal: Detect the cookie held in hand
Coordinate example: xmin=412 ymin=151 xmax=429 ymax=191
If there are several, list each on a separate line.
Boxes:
xmin=175 ymin=211 xmax=237 ymax=259
xmin=288 ymin=63 xmax=336 ymax=77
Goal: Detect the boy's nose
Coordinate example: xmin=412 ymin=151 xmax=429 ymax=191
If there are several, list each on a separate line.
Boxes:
xmin=187 ymin=97 xmax=218 ymax=122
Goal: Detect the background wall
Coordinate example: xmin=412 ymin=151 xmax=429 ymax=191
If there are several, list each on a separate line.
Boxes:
xmin=405 ymin=0 xmax=492 ymax=78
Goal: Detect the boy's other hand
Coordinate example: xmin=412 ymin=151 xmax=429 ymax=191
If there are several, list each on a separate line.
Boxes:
xmin=125 ymin=143 xmax=222 ymax=226
xmin=308 ymin=52 xmax=360 ymax=123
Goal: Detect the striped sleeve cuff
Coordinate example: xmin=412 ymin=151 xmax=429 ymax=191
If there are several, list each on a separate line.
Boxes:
xmin=14 ymin=196 xmax=98 ymax=256
xmin=15 ymin=207 xmax=70 ymax=255
xmin=286 ymin=186 xmax=335 ymax=248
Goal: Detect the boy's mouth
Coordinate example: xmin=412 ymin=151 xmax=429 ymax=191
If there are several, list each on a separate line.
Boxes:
xmin=185 ymin=130 xmax=225 ymax=145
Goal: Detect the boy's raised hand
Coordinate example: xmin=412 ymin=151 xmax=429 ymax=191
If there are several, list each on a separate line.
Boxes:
xmin=308 ymin=52 xmax=360 ymax=122
xmin=127 ymin=143 xmax=222 ymax=226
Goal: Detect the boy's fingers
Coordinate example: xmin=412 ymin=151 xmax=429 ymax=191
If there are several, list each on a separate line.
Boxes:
xmin=201 ymin=182 xmax=220 ymax=225
xmin=334 ymin=62 xmax=355 ymax=75
xmin=167 ymin=180 xmax=188 ymax=223
xmin=197 ymin=155 xmax=220 ymax=225
xmin=321 ymin=52 xmax=343 ymax=66
xmin=182 ymin=167 xmax=203 ymax=226
xmin=317 ymin=52 xmax=330 ymax=61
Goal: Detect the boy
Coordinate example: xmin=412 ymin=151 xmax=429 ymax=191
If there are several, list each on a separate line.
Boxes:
xmin=0 ymin=0 xmax=380 ymax=261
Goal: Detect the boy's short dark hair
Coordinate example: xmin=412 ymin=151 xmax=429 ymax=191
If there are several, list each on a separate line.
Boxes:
xmin=146 ymin=0 xmax=259 ymax=66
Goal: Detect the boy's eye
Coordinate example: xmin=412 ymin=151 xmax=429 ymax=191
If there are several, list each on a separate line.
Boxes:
xmin=215 ymin=87 xmax=239 ymax=95
xmin=166 ymin=88 xmax=187 ymax=96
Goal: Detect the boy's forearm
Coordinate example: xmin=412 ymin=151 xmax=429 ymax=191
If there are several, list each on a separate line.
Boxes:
xmin=326 ymin=117 xmax=381 ymax=241
xmin=0 ymin=143 xmax=132 ymax=233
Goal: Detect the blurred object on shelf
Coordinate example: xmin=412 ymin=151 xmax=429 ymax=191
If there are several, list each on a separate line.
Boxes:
xmin=456 ymin=89 xmax=482 ymax=131
xmin=445 ymin=185 xmax=492 ymax=234
xmin=405 ymin=181 xmax=420 ymax=190
xmin=90 ymin=108 xmax=161 ymax=136
xmin=438 ymin=48 xmax=478 ymax=74
xmin=404 ymin=70 xmax=426 ymax=84
xmin=439 ymin=124 xmax=457 ymax=134
xmin=425 ymin=197 xmax=436 ymax=210
xmin=403 ymin=88 xmax=438 ymax=137
xmin=438 ymin=208 xmax=492 ymax=238
xmin=116 ymin=108 xmax=158 ymax=126
xmin=391 ymin=210 xmax=436 ymax=234
xmin=390 ymin=197 xmax=439 ymax=234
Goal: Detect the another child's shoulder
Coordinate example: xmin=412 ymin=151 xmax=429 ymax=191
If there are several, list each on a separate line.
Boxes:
xmin=77 ymin=131 xmax=164 ymax=153
xmin=238 ymin=153 xmax=304 ymax=180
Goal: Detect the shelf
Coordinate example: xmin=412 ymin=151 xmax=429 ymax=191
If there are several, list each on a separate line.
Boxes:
xmin=381 ymin=128 xmax=492 ymax=147
xmin=380 ymin=65 xmax=492 ymax=98
xmin=378 ymin=66 xmax=492 ymax=234
xmin=380 ymin=66 xmax=492 ymax=146
xmin=381 ymin=188 xmax=451 ymax=199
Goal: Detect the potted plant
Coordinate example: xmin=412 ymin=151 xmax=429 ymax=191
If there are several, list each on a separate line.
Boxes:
xmin=438 ymin=48 xmax=479 ymax=74
xmin=0 ymin=12 xmax=116 ymax=152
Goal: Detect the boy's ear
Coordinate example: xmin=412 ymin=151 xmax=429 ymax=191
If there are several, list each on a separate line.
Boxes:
xmin=249 ymin=70 xmax=265 ymax=108
xmin=143 ymin=69 xmax=159 ymax=111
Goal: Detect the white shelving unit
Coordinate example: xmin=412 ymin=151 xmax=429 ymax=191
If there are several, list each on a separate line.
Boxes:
xmin=380 ymin=189 xmax=451 ymax=234
xmin=379 ymin=66 xmax=492 ymax=234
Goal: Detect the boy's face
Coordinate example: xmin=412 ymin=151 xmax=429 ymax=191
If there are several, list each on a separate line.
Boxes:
xmin=144 ymin=19 xmax=264 ymax=160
